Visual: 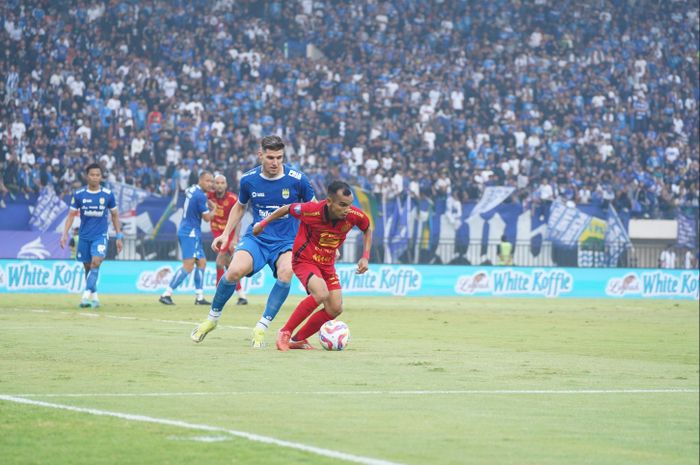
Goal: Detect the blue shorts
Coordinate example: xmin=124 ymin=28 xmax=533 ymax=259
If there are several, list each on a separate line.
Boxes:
xmin=76 ymin=235 xmax=108 ymax=263
xmin=179 ymin=234 xmax=205 ymax=260
xmin=236 ymin=234 xmax=293 ymax=279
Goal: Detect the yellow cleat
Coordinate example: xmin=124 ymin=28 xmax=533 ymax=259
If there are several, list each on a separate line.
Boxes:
xmin=191 ymin=319 xmax=217 ymax=343
xmin=251 ymin=327 xmax=266 ymax=349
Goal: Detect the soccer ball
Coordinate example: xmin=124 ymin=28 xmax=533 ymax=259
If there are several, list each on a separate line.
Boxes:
xmin=318 ymin=320 xmax=350 ymax=351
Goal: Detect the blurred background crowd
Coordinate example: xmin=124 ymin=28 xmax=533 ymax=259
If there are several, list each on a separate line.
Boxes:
xmin=1 ymin=0 xmax=698 ymax=220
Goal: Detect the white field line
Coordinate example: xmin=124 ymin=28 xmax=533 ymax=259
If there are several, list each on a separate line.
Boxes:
xmin=6 ymin=388 xmax=699 ymax=398
xmin=2 ymin=307 xmax=251 ymax=330
xmin=0 ymin=395 xmax=406 ymax=465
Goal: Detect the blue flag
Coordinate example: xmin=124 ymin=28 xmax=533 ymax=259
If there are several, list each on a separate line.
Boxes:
xmin=605 ymin=205 xmax=632 ymax=266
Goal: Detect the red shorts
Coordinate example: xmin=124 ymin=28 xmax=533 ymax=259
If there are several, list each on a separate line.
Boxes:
xmin=294 ymin=260 xmax=341 ymax=292
xmin=213 ymin=230 xmax=235 ymax=254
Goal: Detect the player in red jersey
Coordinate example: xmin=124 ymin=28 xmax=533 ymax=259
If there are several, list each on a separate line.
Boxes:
xmin=208 ymin=174 xmax=247 ymax=304
xmin=252 ymin=180 xmax=372 ymax=351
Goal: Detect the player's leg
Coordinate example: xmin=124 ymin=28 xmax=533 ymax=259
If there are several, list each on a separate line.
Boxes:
xmin=86 ymin=256 xmax=105 ymax=308
xmin=191 ymin=241 xmax=256 ymax=343
xmin=221 ymin=239 xmax=247 ymax=304
xmin=276 ymin=267 xmax=329 ymax=351
xmin=215 ymin=250 xmax=227 ymax=285
xmin=252 ymin=249 xmax=293 ymax=346
xmin=289 ymin=275 xmax=342 ymax=347
xmin=77 ymin=238 xmax=93 ymax=308
xmin=160 ymin=236 xmax=196 ymax=305
xmin=193 ymin=258 xmax=209 ymax=304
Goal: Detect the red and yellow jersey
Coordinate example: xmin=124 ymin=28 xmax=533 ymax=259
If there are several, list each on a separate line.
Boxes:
xmin=288 ymin=200 xmax=370 ymax=267
xmin=207 ymin=191 xmax=238 ymax=238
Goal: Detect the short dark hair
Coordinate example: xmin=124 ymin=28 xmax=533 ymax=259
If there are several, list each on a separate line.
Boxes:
xmin=85 ymin=163 xmax=102 ymax=175
xmin=199 ymin=170 xmax=213 ymax=180
xmin=327 ymin=180 xmax=352 ymax=197
xmin=260 ymin=135 xmax=285 ymax=152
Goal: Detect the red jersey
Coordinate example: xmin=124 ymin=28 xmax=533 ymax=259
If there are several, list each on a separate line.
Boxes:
xmin=208 ymin=191 xmax=238 ymax=238
xmin=288 ymin=200 xmax=370 ymax=267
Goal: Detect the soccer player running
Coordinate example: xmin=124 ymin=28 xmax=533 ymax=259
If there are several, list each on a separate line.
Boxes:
xmin=159 ymin=171 xmax=214 ymax=305
xmin=60 ymin=163 xmax=124 ymax=308
xmin=208 ymin=174 xmax=247 ymax=304
xmin=191 ymin=135 xmax=315 ymax=348
xmin=252 ymin=180 xmax=372 ymax=351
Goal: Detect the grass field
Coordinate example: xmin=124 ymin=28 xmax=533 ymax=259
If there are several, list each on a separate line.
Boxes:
xmin=0 ymin=294 xmax=698 ymax=465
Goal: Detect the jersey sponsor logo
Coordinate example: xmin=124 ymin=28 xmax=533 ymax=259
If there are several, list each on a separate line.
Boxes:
xmin=251 ymin=192 xmax=265 ymax=198
xmin=318 ymin=232 xmax=341 ymax=248
xmin=303 ymin=210 xmax=320 ymax=217
xmin=282 ymin=188 xmax=290 ymax=199
xmin=312 ymin=253 xmax=333 ymax=264
xmin=83 ymin=209 xmax=105 ymax=217
xmin=288 ymin=170 xmax=302 ymax=180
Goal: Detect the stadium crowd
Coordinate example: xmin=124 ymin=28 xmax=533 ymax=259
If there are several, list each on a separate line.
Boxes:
xmin=1 ymin=0 xmax=698 ymax=220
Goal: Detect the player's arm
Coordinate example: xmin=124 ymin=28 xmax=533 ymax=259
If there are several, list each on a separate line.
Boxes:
xmin=252 ymin=204 xmax=291 ymax=236
xmin=110 ymin=207 xmax=124 ymax=254
xmin=356 ymin=226 xmax=372 ymax=274
xmin=59 ymin=209 xmax=80 ymax=249
xmin=212 ymin=201 xmax=246 ymax=251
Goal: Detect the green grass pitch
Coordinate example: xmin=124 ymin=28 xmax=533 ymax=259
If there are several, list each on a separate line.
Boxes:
xmin=0 ymin=294 xmax=698 ymax=465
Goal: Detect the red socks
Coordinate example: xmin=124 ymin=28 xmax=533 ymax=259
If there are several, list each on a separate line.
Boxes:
xmin=293 ymin=309 xmax=333 ymax=342
xmin=282 ymin=295 xmax=319 ymax=334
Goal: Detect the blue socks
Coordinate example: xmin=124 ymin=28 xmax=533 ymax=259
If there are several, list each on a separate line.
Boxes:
xmin=86 ymin=268 xmax=99 ymax=293
xmin=209 ymin=275 xmax=238 ymax=319
xmin=262 ymin=279 xmax=291 ymax=322
xmin=194 ymin=268 xmax=204 ymax=293
xmin=168 ymin=267 xmax=190 ymax=290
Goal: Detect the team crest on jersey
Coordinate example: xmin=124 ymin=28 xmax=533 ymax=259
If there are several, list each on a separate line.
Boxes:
xmin=99 ymin=197 xmax=105 ymax=205
xmin=341 ymin=223 xmax=352 ymax=232
xmin=282 ymin=188 xmax=290 ymax=199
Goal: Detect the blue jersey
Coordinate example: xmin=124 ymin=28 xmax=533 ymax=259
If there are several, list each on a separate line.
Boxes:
xmin=239 ymin=165 xmax=315 ymax=244
xmin=179 ymin=184 xmax=210 ymax=237
xmin=70 ymin=187 xmax=117 ymax=240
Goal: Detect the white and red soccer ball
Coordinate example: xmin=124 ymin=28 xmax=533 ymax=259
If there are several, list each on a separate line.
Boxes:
xmin=318 ymin=320 xmax=350 ymax=351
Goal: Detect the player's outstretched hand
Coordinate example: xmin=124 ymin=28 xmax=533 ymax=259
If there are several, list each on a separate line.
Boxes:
xmin=356 ymin=257 xmax=369 ymax=274
xmin=116 ymin=239 xmax=123 ymax=254
xmin=252 ymin=222 xmax=265 ymax=236
xmin=59 ymin=234 xmax=67 ymax=249
xmin=212 ymin=234 xmax=225 ymax=252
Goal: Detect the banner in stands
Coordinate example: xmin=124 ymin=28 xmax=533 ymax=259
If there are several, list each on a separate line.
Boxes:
xmin=0 ymin=260 xmax=696 ymax=300
xmin=0 ymin=232 xmax=70 ymax=259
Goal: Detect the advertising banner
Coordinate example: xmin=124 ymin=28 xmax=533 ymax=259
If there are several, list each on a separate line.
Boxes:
xmin=1 ymin=260 xmax=696 ymax=300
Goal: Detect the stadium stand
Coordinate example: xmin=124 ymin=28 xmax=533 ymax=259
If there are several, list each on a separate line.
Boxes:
xmin=0 ymin=0 xmax=698 ymax=267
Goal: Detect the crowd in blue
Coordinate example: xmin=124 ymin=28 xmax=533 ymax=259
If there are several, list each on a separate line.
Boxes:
xmin=0 ymin=0 xmax=698 ymax=221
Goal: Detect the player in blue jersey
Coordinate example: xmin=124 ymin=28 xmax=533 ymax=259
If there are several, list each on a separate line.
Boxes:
xmin=60 ymin=163 xmax=124 ymax=308
xmin=191 ymin=135 xmax=315 ymax=347
xmin=159 ymin=171 xmax=215 ymax=305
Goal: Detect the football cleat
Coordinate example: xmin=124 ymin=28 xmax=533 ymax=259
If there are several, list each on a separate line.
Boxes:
xmin=191 ymin=319 xmax=217 ymax=343
xmin=91 ymin=300 xmax=101 ymax=309
xmin=276 ymin=330 xmax=291 ymax=351
xmin=288 ymin=339 xmax=314 ymax=350
xmin=236 ymin=297 xmax=248 ymax=305
xmin=251 ymin=327 xmax=266 ymax=349
xmin=159 ymin=296 xmax=174 ymax=305
xmin=194 ymin=297 xmax=212 ymax=305
xmin=79 ymin=299 xmax=91 ymax=308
